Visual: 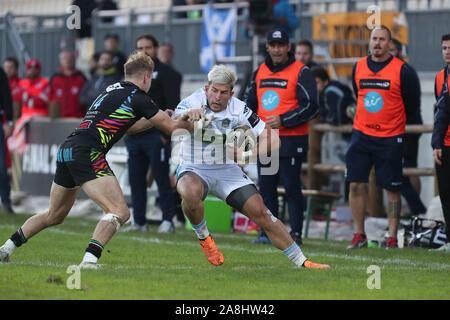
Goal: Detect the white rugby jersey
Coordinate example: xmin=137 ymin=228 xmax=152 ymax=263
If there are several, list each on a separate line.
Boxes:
xmin=173 ymin=87 xmax=266 ymax=168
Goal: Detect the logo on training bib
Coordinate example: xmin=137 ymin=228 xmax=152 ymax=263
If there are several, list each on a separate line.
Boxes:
xmin=364 ymin=91 xmax=383 ymax=113
xmin=262 ymin=90 xmax=279 ymax=111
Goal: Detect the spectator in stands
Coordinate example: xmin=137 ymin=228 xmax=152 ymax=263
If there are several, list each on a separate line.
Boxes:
xmin=295 ymin=40 xmax=319 ymax=68
xmin=389 ymin=38 xmax=427 ymax=217
xmin=158 ymin=43 xmax=183 ymax=95
xmin=273 ymin=0 xmax=299 ymax=38
xmin=89 ymin=52 xmax=100 ymax=77
xmin=3 ymin=57 xmax=20 ymax=174
xmin=96 ymin=0 xmax=119 ymax=23
xmin=3 ymin=58 xmax=21 ymax=103
xmin=122 ymin=34 xmax=182 ymax=234
xmin=80 ymin=51 xmax=121 ymax=109
xmin=389 ymin=38 xmax=404 ymax=60
xmin=72 ymin=0 xmax=119 ymax=38
xmin=244 ymin=0 xmax=274 ymax=37
xmin=158 ymin=43 xmax=175 ymax=66
xmin=49 ymin=50 xmax=87 ymax=119
xmin=172 ymin=0 xmax=188 ymax=19
xmin=72 ymin=0 xmax=97 ymax=38
xmin=14 ymin=59 xmax=51 ymax=121
xmin=103 ymin=33 xmax=127 ymax=76
xmin=177 ymin=0 xmax=203 ymax=19
xmin=0 ymin=67 xmax=14 ymax=214
xmin=311 ymin=66 xmax=355 ymax=130
xmin=245 ymin=29 xmax=319 ymax=246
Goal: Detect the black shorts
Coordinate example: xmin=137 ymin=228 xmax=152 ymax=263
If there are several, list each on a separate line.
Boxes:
xmin=345 ymin=129 xmax=403 ymax=191
xmin=54 ymin=141 xmax=114 ymax=188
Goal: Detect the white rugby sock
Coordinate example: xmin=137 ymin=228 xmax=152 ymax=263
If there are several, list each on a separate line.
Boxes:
xmin=191 ymin=219 xmax=210 ymax=240
xmin=81 ymin=252 xmax=98 ymax=264
xmin=2 ymin=239 xmax=17 ymax=255
xmin=283 ymin=242 xmax=307 ymax=267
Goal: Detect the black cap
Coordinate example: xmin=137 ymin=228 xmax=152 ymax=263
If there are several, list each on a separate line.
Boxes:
xmin=266 ymin=29 xmax=289 ymax=45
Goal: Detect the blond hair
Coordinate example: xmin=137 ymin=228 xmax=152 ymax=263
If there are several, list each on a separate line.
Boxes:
xmin=208 ymin=65 xmax=237 ymax=89
xmin=124 ymin=52 xmax=154 ymax=78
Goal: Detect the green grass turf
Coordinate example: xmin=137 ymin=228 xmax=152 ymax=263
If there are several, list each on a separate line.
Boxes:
xmin=0 ymin=211 xmax=449 ymax=300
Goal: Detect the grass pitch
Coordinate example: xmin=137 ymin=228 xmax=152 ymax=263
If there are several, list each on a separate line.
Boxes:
xmin=0 ymin=211 xmax=449 ymax=300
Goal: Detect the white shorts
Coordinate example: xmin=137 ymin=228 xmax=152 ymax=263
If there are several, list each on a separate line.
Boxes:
xmin=176 ymin=164 xmax=255 ymax=202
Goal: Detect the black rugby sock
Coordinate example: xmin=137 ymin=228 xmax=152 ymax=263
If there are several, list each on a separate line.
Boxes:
xmin=10 ymin=228 xmax=27 ymax=247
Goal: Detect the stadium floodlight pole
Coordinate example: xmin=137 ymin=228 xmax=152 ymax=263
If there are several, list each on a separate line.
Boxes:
xmin=5 ymin=13 xmax=31 ymax=76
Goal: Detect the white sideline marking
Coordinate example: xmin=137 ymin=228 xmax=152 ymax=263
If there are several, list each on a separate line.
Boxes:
xmin=1 ymin=224 xmax=449 ymax=270
xmin=307 ymin=252 xmax=450 ymax=269
xmin=2 ymin=261 xmax=445 ymax=272
xmin=0 ymin=260 xmax=195 ymax=271
xmin=4 ymin=261 xmax=67 ymax=268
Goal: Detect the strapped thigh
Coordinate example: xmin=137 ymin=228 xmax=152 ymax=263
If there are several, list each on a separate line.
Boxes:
xmin=226 ymin=184 xmax=259 ymax=212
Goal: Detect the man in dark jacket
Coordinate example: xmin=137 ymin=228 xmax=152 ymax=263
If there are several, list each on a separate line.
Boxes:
xmin=0 ymin=67 xmax=14 ymax=214
xmin=431 ymin=33 xmax=450 ymax=252
xmin=388 ymin=39 xmax=427 ymax=217
xmin=311 ymin=66 xmax=355 ymax=128
xmin=122 ymin=34 xmax=182 ymax=234
xmin=80 ymin=51 xmax=122 ymax=109
xmin=103 ymin=33 xmax=127 ymax=77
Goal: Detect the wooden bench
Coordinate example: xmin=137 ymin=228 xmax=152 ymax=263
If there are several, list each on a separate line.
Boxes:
xmin=312 ymin=164 xmax=435 ymax=176
xmin=277 ymin=187 xmax=341 ymax=240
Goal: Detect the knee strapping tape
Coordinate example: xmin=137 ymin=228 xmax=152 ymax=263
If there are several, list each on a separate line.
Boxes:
xmin=101 ymin=213 xmax=121 ymax=231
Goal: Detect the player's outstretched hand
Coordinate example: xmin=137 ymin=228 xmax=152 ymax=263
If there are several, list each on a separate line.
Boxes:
xmin=165 ymin=109 xmax=174 ymax=117
xmin=198 ymin=112 xmax=214 ymax=128
xmin=186 ymin=106 xmax=206 ymax=122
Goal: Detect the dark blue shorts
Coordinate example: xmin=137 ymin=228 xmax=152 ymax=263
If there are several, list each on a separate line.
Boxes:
xmin=345 ymin=129 xmax=403 ymax=191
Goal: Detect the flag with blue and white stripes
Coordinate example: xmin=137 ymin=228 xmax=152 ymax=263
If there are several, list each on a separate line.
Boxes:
xmin=200 ymin=4 xmax=237 ymax=74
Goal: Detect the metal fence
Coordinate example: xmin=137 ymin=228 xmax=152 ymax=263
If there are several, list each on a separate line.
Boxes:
xmin=0 ymin=1 xmax=449 ymax=79
xmin=0 ymin=13 xmax=76 ymax=78
xmin=90 ymin=2 xmax=450 ymax=76
xmin=91 ymin=2 xmax=252 ymax=80
xmin=406 ymin=9 xmax=450 ymax=71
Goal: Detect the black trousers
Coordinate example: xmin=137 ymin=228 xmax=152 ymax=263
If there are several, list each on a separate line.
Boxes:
xmin=436 ymin=146 xmax=450 ymax=241
xmin=124 ymin=132 xmax=175 ymax=226
xmin=258 ymin=156 xmax=306 ymax=236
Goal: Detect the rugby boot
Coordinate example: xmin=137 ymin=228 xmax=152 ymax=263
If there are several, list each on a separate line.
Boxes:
xmin=200 ymin=235 xmax=224 ymax=266
xmin=386 ymin=237 xmax=398 ymax=249
xmin=303 ymin=260 xmax=332 ymax=269
xmin=347 ymin=233 xmax=368 ymax=249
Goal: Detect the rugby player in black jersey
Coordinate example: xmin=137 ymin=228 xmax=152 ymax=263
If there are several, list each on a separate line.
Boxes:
xmin=0 ymin=52 xmax=202 ymax=268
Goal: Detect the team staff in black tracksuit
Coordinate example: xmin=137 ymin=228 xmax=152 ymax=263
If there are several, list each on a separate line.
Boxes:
xmin=310 ymin=66 xmax=355 ymax=129
xmin=431 ymin=33 xmax=450 ymax=252
xmin=245 ymin=29 xmax=319 ymax=245
xmin=0 ymin=67 xmax=13 ymax=214
xmin=389 ymin=39 xmax=427 ymax=217
xmin=123 ymin=34 xmax=182 ymax=233
xmin=0 ymin=52 xmax=197 ymax=266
